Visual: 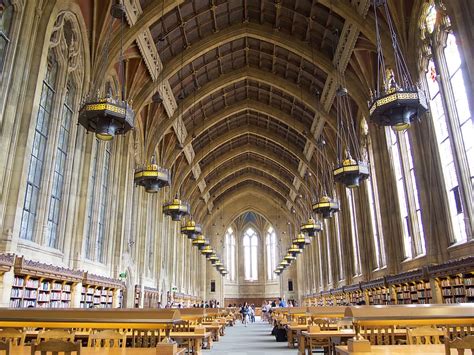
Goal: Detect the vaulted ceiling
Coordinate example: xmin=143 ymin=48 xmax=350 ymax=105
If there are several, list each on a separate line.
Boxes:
xmin=86 ymin=0 xmax=423 ymax=227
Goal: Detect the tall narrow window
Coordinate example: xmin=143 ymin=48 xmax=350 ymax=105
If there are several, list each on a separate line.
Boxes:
xmin=96 ymin=142 xmax=111 ymax=262
xmin=346 ymin=189 xmax=361 ymax=275
xmin=85 ymin=140 xmax=98 ymax=259
xmin=387 ymin=129 xmax=426 ymax=258
xmin=0 ymin=1 xmax=13 ymax=74
xmin=20 ymin=55 xmax=57 ymax=241
xmin=46 ymin=83 xmax=75 ymax=248
xmin=421 ymin=6 xmax=472 ymax=244
xmin=243 ymin=227 xmax=258 ymax=281
xmin=266 ymin=226 xmax=277 ymax=280
xmin=366 ymin=174 xmax=386 ymax=269
xmin=225 ymin=227 xmax=235 ymax=281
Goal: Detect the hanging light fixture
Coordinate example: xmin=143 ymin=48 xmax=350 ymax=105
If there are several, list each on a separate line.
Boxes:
xmin=78 ymin=1 xmax=134 ymax=140
xmin=192 ymin=235 xmax=210 ymax=250
xmin=288 ymin=244 xmax=302 ymax=257
xmin=200 ymin=246 xmax=214 ymax=258
xmin=293 ymin=233 xmax=309 ymax=249
xmin=333 ymin=84 xmax=369 ymax=188
xmin=368 ymin=0 xmax=427 ymax=131
xmin=163 ymin=195 xmax=190 ymax=221
xmin=220 ymin=270 xmax=228 ymax=276
xmin=181 ymin=218 xmax=202 ymax=240
xmin=134 ymin=155 xmax=170 ymax=193
xmin=209 ymin=254 xmax=219 ymax=265
xmin=300 ymin=217 xmax=323 ymax=237
xmin=312 ymin=138 xmax=340 ymax=218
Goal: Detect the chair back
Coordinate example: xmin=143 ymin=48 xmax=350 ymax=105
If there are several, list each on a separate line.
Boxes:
xmin=407 ymin=326 xmax=445 ymax=345
xmin=36 ymin=329 xmax=75 ymax=342
xmin=446 ymin=325 xmax=474 ymax=340
xmin=87 ymin=329 xmax=126 ymax=348
xmin=445 ymin=335 xmax=474 ymax=355
xmin=0 ymin=340 xmax=10 ymax=355
xmin=0 ymin=328 xmax=25 ymax=346
xmin=132 ymin=329 xmax=162 ymax=347
xmin=310 ymin=318 xmax=331 ymax=331
xmin=30 ymin=340 xmax=80 ymax=355
xmin=361 ymin=325 xmax=396 ymax=345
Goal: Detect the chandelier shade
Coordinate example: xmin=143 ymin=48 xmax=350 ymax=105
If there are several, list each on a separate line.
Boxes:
xmin=333 ymin=157 xmax=369 ymax=188
xmin=192 ymin=235 xmax=210 ymax=250
xmin=134 ymin=164 xmax=170 ymax=193
xmin=300 ymin=217 xmax=323 ymax=237
xmin=200 ymin=246 xmax=214 ymax=258
xmin=313 ymin=195 xmax=340 ymax=219
xmin=181 ymin=219 xmax=202 ymax=240
xmin=163 ymin=196 xmax=190 ymax=221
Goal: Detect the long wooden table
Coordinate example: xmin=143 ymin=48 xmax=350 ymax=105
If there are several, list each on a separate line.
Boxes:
xmin=298 ymin=330 xmax=356 ymax=355
xmin=335 ymin=344 xmax=455 ymax=354
xmin=9 ymin=346 xmax=186 ymax=354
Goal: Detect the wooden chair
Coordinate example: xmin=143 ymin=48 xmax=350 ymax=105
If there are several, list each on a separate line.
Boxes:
xmin=36 ymin=329 xmax=75 ymax=343
xmin=445 ymin=335 xmax=474 ymax=355
xmin=132 ymin=329 xmax=162 ymax=347
xmin=0 ymin=340 xmax=11 ymax=355
xmin=407 ymin=326 xmax=445 ymax=345
xmin=87 ymin=329 xmax=126 ymax=348
xmin=446 ymin=325 xmax=474 ymax=340
xmin=30 ymin=340 xmax=81 ymax=355
xmin=0 ymin=328 xmax=25 ymax=346
xmin=310 ymin=318 xmax=331 ymax=330
xmin=360 ymin=325 xmax=396 ymax=345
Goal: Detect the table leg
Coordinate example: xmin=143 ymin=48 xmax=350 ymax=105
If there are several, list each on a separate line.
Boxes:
xmin=195 ymin=338 xmax=203 ymax=355
xmin=298 ymin=334 xmax=306 ymax=355
xmin=207 ymin=335 xmax=212 ymax=349
xmin=288 ymin=329 xmax=293 ymax=348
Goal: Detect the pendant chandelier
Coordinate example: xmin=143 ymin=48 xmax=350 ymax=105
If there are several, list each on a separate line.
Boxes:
xmin=220 ymin=270 xmax=228 ymax=276
xmin=192 ymin=235 xmax=210 ymax=250
xmin=78 ymin=1 xmax=134 ymax=141
xmin=369 ymin=0 xmax=428 ymax=131
xmin=300 ymin=216 xmax=323 ymax=237
xmin=200 ymin=246 xmax=214 ymax=258
xmin=163 ymin=195 xmax=190 ymax=221
xmin=293 ymin=233 xmax=310 ymax=249
xmin=181 ymin=218 xmax=202 ymax=240
xmin=288 ymin=244 xmax=302 ymax=257
xmin=209 ymin=254 xmax=219 ymax=265
xmin=312 ymin=139 xmax=339 ymax=218
xmin=333 ymin=85 xmax=369 ymax=188
xmin=134 ymin=155 xmax=170 ymax=193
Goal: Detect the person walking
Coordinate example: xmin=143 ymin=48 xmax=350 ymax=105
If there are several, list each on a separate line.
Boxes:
xmin=241 ymin=302 xmax=250 ymax=326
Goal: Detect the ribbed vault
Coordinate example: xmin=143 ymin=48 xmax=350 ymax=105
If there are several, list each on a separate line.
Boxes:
xmin=94 ymin=0 xmax=417 ymax=228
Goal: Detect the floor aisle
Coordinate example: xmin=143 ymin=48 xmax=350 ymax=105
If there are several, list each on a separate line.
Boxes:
xmin=206 ymin=319 xmax=295 ymax=355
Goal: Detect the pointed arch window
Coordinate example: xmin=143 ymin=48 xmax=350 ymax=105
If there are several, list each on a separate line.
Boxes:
xmin=387 ymin=129 xmax=426 ymax=258
xmin=96 ymin=142 xmax=111 ymax=262
xmin=346 ymin=189 xmax=362 ymax=276
xmin=20 ymin=54 xmax=58 ymax=241
xmin=266 ymin=226 xmax=277 ymax=280
xmin=225 ymin=227 xmax=235 ymax=281
xmin=46 ymin=83 xmax=75 ymax=248
xmin=0 ymin=0 xmax=14 ymax=74
xmin=243 ymin=227 xmax=258 ymax=281
xmin=421 ymin=4 xmax=473 ymax=244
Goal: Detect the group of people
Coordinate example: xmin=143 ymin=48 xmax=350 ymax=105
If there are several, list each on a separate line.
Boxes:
xmin=157 ymin=299 xmax=221 ymax=309
xmin=261 ymin=298 xmax=298 ymax=322
xmin=239 ymin=303 xmax=256 ymax=326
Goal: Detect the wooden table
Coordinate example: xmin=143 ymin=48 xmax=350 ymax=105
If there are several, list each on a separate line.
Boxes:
xmin=298 ymin=330 xmax=355 ymax=355
xmin=170 ymin=331 xmax=212 ymax=354
xmin=287 ymin=325 xmax=309 ymax=348
xmin=11 ymin=346 xmax=186 ymax=354
xmin=335 ymin=344 xmax=455 ymax=354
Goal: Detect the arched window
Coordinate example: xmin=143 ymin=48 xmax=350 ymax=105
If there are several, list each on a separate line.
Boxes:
xmin=421 ymin=3 xmax=473 ymax=244
xmin=386 ymin=129 xmax=426 ymax=259
xmin=0 ymin=0 xmax=14 ymax=74
xmin=20 ymin=54 xmax=58 ymax=241
xmin=20 ymin=12 xmax=84 ymax=249
xmin=225 ymin=227 xmax=235 ymax=281
xmin=346 ymin=189 xmax=362 ymax=275
xmin=266 ymin=226 xmax=277 ymax=280
xmin=243 ymin=227 xmax=258 ymax=281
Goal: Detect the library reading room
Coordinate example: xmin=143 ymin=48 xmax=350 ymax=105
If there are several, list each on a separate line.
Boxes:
xmin=0 ymin=0 xmax=473 ymax=354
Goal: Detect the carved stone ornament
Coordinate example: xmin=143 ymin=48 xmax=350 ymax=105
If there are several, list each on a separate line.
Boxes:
xmin=14 ymin=256 xmax=83 ymax=282
xmin=84 ymin=271 xmax=125 ymax=288
xmin=0 ymin=253 xmax=15 ymax=273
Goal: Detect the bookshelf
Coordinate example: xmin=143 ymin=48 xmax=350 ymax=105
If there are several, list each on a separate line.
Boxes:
xmin=436 ymin=274 xmax=473 ymax=304
xmin=81 ymin=272 xmax=124 ymax=309
xmin=9 ymin=257 xmax=82 ymax=308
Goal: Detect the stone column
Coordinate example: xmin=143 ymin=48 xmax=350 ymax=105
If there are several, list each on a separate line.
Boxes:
xmin=0 ymin=269 xmax=14 ymax=307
